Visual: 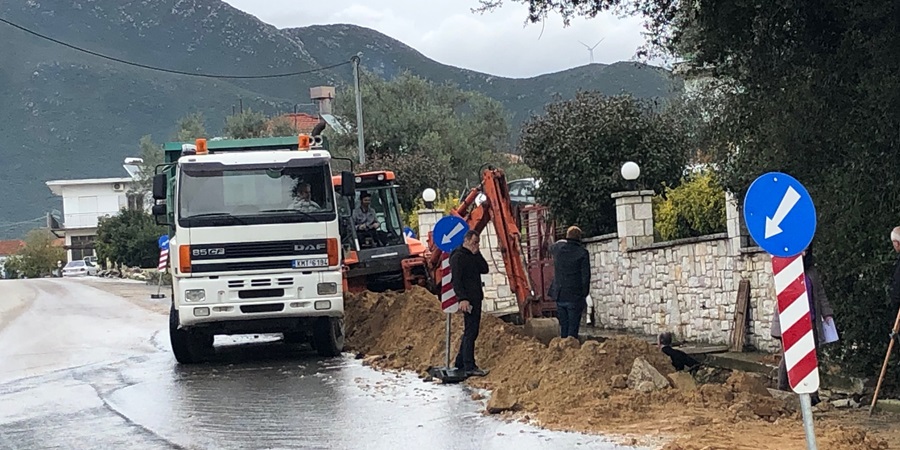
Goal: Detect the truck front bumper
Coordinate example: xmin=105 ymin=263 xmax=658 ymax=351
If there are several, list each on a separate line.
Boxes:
xmin=174 ymin=272 xmax=344 ymax=328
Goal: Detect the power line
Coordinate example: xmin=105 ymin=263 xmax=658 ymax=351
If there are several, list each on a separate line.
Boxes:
xmin=0 ymin=16 xmax=350 ymax=79
xmin=0 ymin=216 xmax=46 ymax=229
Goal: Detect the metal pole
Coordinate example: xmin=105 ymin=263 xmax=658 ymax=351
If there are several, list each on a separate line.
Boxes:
xmin=869 ymin=305 xmax=900 ymax=415
xmin=351 ymin=55 xmax=365 ymax=165
xmin=798 ymin=393 xmax=818 ymax=450
xmin=445 ymin=313 xmax=451 ymax=368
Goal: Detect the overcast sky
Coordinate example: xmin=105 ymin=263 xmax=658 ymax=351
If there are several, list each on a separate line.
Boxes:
xmin=222 ymin=0 xmax=652 ymax=79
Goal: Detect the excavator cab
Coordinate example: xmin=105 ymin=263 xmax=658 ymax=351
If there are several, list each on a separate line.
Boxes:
xmin=334 ymin=171 xmax=423 ymax=292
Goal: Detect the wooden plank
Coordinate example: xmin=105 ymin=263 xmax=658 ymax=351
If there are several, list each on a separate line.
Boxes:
xmin=730 ymin=279 xmax=752 ymax=352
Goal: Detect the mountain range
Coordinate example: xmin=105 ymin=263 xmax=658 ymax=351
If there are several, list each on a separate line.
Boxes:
xmin=0 ymin=0 xmax=682 ymax=239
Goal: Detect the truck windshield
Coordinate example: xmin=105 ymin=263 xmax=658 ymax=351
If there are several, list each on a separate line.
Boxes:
xmin=178 ymin=163 xmax=335 ymax=228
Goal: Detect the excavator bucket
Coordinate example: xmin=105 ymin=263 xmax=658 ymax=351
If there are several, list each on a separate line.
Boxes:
xmin=524 ymin=317 xmax=559 ymax=345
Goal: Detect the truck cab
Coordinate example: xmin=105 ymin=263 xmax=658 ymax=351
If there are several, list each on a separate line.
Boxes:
xmin=152 ymin=136 xmax=355 ymax=363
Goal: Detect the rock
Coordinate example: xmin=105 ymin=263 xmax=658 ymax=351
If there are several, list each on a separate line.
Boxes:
xmin=611 ymin=374 xmax=628 ymax=389
xmin=668 ymin=372 xmax=698 ymax=392
xmin=726 ymin=372 xmax=771 ymax=397
xmin=471 ymin=392 xmax=485 ymax=401
xmin=767 ymin=388 xmax=795 ymax=402
xmin=833 ymin=399 xmax=859 ymax=409
xmin=627 ymin=357 xmax=671 ymax=390
xmin=549 ymin=337 xmax=580 ymax=350
xmin=636 ymin=380 xmax=656 ymax=393
xmin=362 ymin=355 xmax=385 ymax=366
xmin=486 ymin=387 xmax=519 ymax=414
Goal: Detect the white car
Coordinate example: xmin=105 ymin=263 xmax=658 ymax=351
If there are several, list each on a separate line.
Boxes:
xmin=62 ymin=260 xmax=98 ymax=277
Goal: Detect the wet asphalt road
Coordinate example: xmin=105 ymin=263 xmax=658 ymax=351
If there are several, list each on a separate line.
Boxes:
xmin=0 ymin=279 xmax=645 ymax=450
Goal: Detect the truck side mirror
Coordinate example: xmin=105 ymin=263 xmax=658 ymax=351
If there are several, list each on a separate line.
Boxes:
xmin=340 ymin=171 xmax=356 ymax=198
xmin=152 ymin=173 xmax=167 ymax=200
xmin=152 ymin=204 xmax=168 ymax=225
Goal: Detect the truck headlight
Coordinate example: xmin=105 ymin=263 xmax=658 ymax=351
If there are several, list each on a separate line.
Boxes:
xmin=185 ymin=289 xmax=206 ymax=302
xmin=317 ymin=282 xmax=337 ymax=295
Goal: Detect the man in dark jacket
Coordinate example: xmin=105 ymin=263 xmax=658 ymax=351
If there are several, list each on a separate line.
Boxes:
xmin=889 ymin=227 xmax=900 ymax=344
xmin=451 ymin=230 xmax=490 ymax=377
xmin=550 ymin=226 xmax=592 ymax=339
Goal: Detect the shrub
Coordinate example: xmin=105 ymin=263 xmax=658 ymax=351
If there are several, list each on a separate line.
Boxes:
xmin=653 ymin=170 xmax=726 ymax=241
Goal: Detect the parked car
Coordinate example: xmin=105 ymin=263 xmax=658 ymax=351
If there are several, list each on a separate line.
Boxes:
xmin=62 ymin=260 xmax=97 ymax=277
xmin=508 ymin=177 xmax=539 ymax=207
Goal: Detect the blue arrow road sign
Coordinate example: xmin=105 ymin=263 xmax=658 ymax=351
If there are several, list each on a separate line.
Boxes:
xmin=743 ymin=172 xmax=816 ymax=257
xmin=158 ymin=235 xmax=169 ymax=250
xmin=433 ymin=215 xmax=470 ymax=253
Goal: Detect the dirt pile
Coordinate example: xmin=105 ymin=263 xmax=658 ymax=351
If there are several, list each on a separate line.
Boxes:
xmin=344 ymin=288 xmax=894 ymax=449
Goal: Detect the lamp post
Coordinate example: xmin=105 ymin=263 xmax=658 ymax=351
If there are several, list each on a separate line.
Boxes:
xmin=621 ymin=161 xmax=640 ymax=190
xmin=422 ymin=188 xmax=437 ymax=209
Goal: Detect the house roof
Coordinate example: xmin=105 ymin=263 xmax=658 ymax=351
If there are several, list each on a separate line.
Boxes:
xmin=46 ymin=177 xmax=133 ymax=196
xmin=0 ymin=240 xmax=25 ymax=256
xmin=268 ymin=113 xmax=322 ymax=135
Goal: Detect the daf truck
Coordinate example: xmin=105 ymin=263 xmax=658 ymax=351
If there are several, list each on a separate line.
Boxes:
xmin=151 ymin=134 xmax=355 ymax=363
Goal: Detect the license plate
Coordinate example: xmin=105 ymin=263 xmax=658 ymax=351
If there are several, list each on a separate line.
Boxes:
xmin=292 ymin=258 xmax=327 ymax=269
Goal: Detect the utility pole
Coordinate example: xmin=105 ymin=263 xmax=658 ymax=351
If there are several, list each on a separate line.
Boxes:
xmin=351 ymin=55 xmax=366 ymax=165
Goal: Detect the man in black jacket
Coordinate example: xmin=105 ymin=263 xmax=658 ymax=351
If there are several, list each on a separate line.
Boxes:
xmin=550 ymin=226 xmax=592 ymax=339
xmin=889 ymin=227 xmax=900 ymax=344
xmin=451 ymin=230 xmax=490 ymax=377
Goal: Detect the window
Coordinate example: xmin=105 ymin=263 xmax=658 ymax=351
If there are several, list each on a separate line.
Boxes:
xmin=178 ymin=162 xmax=335 ymax=228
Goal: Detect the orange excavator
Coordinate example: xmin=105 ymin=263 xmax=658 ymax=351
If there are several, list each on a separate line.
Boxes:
xmin=332 ymin=162 xmax=559 ymax=341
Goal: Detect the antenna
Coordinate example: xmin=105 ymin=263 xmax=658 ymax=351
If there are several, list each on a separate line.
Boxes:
xmin=578 ymin=38 xmax=605 ymax=64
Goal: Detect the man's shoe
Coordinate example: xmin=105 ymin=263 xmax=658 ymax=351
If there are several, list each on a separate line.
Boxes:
xmin=466 ymin=368 xmax=489 ymax=377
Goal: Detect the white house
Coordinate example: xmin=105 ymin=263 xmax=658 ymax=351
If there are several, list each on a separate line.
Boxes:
xmin=46 ymin=177 xmax=139 ymax=262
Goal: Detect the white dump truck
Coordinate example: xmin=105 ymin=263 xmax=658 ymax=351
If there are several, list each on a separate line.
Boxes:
xmin=151 ymin=134 xmax=355 ymax=363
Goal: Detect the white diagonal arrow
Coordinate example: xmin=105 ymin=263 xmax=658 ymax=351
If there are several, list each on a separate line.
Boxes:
xmin=441 ymin=222 xmax=465 ymax=245
xmin=765 ymin=186 xmax=801 ymax=239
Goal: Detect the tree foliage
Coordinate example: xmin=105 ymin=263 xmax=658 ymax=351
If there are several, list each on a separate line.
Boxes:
xmin=332 ymin=70 xmax=515 ymax=210
xmin=95 ymin=209 xmax=167 ymax=268
xmin=3 ymin=229 xmax=65 ymax=278
xmin=519 ymin=92 xmax=690 ymax=236
xmin=653 ymin=169 xmax=726 ymax=241
xmin=494 ymin=0 xmax=900 ymax=380
xmin=174 ymin=112 xmax=207 ymax=142
xmin=224 ymin=109 xmax=269 ymax=139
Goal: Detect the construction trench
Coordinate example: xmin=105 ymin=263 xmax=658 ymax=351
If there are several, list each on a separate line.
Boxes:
xmin=343 ymin=287 xmax=897 ymax=450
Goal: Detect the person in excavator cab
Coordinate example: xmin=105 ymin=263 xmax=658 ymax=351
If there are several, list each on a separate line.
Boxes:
xmin=352 ymin=191 xmax=387 ymax=247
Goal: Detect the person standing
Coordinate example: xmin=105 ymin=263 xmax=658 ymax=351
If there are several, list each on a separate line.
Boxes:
xmin=770 ymin=244 xmax=833 ymax=404
xmin=550 ymin=226 xmax=592 ymax=339
xmin=451 ymin=230 xmax=490 ymax=377
xmin=888 ymin=227 xmax=900 ymax=344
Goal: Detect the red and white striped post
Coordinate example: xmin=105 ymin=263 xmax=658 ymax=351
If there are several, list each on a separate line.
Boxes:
xmin=151 ymin=246 xmax=169 ymax=299
xmin=772 ymin=254 xmax=819 ymax=449
xmin=772 ymin=254 xmax=819 ymax=393
xmin=439 ymin=251 xmax=459 ymax=369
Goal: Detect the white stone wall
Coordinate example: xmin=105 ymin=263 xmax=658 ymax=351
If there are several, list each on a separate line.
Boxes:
xmin=478 ymin=223 xmax=517 ymax=314
xmin=585 ymin=234 xmax=778 ymax=351
xmin=580 ymin=189 xmax=780 ymax=352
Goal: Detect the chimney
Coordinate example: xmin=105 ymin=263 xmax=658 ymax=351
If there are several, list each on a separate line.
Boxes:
xmin=309 ymin=86 xmax=335 ymax=116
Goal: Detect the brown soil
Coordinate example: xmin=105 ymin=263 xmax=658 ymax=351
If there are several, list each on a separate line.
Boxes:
xmin=345 ymin=287 xmax=900 ymax=450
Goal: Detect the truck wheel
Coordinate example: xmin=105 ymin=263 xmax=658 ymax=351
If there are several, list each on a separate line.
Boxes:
xmin=169 ymin=304 xmax=212 ymax=364
xmin=313 ymin=317 xmax=344 ymax=357
xmin=282 ymin=332 xmax=305 ymax=344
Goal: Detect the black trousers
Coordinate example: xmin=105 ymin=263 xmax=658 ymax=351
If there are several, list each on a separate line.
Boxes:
xmin=557 ymin=302 xmax=585 ymax=339
xmin=454 ymin=300 xmax=482 ymax=371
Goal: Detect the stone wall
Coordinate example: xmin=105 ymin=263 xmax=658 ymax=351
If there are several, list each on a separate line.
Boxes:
xmin=585 ymin=190 xmax=779 ymax=352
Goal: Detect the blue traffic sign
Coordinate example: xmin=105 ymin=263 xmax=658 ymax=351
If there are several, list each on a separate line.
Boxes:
xmin=433 ymin=215 xmax=470 ymax=253
xmin=403 ymin=226 xmax=416 ymax=239
xmin=743 ymin=172 xmax=816 ymax=257
xmin=158 ymin=235 xmax=169 ymax=250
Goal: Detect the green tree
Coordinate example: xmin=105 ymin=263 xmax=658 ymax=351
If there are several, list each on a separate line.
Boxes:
xmin=7 ymin=229 xmax=66 ymax=278
xmin=653 ymin=169 xmax=726 ymax=241
xmin=519 ymin=92 xmax=690 ymax=236
xmin=174 ymin=112 xmax=207 ymax=142
xmin=130 ymin=135 xmax=164 ymax=206
xmin=224 ymin=109 xmax=269 ymax=139
xmin=490 ymin=0 xmax=900 ymax=380
xmin=332 ymin=70 xmax=511 ymax=210
xmin=269 ymin=116 xmax=301 ymax=137
xmin=95 ymin=209 xmax=167 ymax=268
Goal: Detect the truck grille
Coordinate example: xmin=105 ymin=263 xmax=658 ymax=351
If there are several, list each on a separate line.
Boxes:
xmin=189 ymin=239 xmax=328 ymax=274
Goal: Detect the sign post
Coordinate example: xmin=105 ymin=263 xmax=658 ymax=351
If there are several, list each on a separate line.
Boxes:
xmin=428 ymin=215 xmax=470 ymax=384
xmin=152 ymin=235 xmax=169 ymax=299
xmin=744 ymin=172 xmax=818 ymax=450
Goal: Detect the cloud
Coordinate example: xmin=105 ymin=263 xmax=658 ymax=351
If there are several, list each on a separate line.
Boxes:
xmin=222 ymin=0 xmax=651 ymax=78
